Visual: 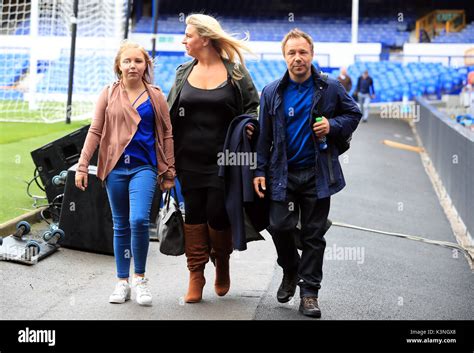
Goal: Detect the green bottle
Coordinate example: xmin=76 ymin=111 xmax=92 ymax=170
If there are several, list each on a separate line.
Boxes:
xmin=315 ymin=117 xmax=327 ymax=150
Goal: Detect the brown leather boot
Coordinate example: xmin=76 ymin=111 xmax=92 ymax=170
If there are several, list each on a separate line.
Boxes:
xmin=208 ymin=226 xmax=233 ymax=296
xmin=184 ymin=224 xmax=209 ymax=303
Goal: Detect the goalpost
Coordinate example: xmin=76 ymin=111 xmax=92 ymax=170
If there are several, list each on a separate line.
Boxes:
xmin=0 ymin=0 xmax=126 ymax=123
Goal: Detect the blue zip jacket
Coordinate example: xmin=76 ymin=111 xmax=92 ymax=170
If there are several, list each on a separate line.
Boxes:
xmin=255 ymin=66 xmax=362 ymax=201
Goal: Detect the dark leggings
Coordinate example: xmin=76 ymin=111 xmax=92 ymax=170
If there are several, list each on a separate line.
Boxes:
xmin=182 ymin=187 xmax=230 ymax=230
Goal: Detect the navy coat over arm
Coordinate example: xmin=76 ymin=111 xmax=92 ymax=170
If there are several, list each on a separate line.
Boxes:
xmin=218 ymin=115 xmax=269 ymax=251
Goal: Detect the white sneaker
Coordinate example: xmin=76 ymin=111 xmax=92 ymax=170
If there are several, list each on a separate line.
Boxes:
xmin=133 ymin=277 xmax=152 ymax=306
xmin=109 ymin=281 xmax=131 ymax=304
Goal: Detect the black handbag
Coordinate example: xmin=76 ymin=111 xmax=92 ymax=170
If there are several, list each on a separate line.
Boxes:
xmin=157 ymin=187 xmax=185 ymax=256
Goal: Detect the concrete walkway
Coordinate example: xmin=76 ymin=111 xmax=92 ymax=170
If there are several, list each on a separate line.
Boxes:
xmin=1 ymin=114 xmax=472 ymax=320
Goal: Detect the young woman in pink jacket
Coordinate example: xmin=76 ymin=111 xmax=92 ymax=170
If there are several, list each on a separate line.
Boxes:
xmin=75 ymin=41 xmax=175 ymax=306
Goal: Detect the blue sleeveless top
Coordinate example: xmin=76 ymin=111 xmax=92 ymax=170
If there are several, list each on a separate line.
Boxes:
xmin=117 ymin=97 xmax=157 ymax=168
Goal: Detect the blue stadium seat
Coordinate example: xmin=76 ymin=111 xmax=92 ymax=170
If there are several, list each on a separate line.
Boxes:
xmin=0 ymin=89 xmax=24 ymax=100
xmin=433 ymin=21 xmax=474 ymax=43
xmin=132 ymin=15 xmax=413 ymax=46
xmin=0 ymin=53 xmax=29 ymax=86
xmin=4 ymin=48 xmax=468 ymax=103
xmin=346 ymin=61 xmax=468 ymax=101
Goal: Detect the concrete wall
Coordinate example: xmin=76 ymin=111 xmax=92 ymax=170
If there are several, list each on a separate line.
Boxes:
xmin=416 ymin=97 xmax=474 ymax=236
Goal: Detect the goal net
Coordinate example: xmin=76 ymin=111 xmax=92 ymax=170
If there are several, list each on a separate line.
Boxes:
xmin=0 ymin=0 xmax=126 ymax=123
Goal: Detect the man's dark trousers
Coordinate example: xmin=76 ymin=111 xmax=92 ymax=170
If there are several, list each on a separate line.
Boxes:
xmin=268 ymin=166 xmax=330 ymax=298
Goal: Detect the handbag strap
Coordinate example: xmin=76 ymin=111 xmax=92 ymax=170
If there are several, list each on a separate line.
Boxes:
xmin=164 ymin=187 xmax=178 ymax=212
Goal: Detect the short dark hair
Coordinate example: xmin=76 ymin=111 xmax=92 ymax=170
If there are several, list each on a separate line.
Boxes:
xmin=281 ymin=28 xmax=314 ymax=55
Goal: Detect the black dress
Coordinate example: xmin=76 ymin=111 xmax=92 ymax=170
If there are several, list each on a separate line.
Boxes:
xmin=174 ymin=78 xmax=237 ymax=193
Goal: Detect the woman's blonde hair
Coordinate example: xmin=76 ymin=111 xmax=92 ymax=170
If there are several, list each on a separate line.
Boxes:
xmin=114 ymin=40 xmax=154 ymax=83
xmin=186 ymin=14 xmax=253 ymax=80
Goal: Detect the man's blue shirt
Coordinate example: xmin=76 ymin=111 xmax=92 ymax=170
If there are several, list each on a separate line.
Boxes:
xmin=283 ymin=76 xmax=315 ymax=169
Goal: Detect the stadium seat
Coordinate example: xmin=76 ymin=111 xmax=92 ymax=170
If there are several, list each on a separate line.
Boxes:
xmin=345 ymin=61 xmax=468 ymax=102
xmin=0 ymin=54 xmax=29 ymax=86
xmin=134 ymin=15 xmax=414 ymax=46
xmin=433 ymin=21 xmax=474 ymax=43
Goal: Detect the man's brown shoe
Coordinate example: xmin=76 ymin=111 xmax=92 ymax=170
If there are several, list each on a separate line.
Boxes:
xmin=299 ymin=297 xmax=321 ymax=318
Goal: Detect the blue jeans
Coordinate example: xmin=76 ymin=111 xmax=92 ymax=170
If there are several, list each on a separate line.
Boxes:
xmin=358 ymin=93 xmax=371 ymax=121
xmin=105 ymin=165 xmax=157 ymax=279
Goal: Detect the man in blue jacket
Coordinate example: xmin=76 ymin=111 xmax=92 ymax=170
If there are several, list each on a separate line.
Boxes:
xmin=253 ymin=29 xmax=361 ymax=318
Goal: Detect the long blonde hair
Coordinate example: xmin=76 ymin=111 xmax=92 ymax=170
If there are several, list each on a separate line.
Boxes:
xmin=114 ymin=40 xmax=154 ymax=84
xmin=186 ymin=14 xmax=253 ymax=80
